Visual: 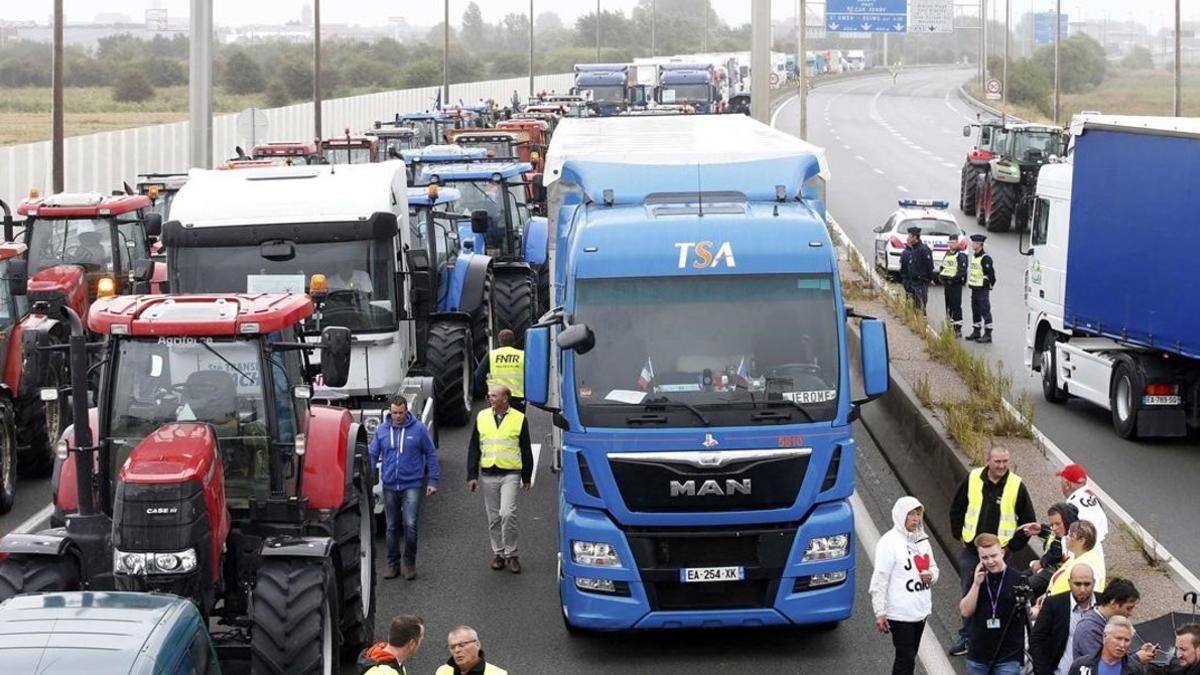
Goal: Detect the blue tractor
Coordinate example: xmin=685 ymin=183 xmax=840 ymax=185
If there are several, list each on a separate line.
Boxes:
xmin=401 ymin=145 xmax=488 ymax=185
xmin=419 ymin=160 xmax=549 ymax=345
xmin=407 ymin=185 xmax=495 ymax=396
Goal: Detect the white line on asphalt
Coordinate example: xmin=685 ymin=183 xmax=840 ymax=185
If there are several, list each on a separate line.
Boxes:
xmin=11 ymin=503 xmax=54 ymax=536
xmin=843 ymin=144 xmax=852 ymax=150
xmin=942 ymin=162 xmax=958 ymax=168
xmin=873 ymin=168 xmax=885 ymax=175
xmin=856 ymin=155 xmax=866 ymax=161
xmin=825 ymin=206 xmax=1200 ymax=597
xmin=931 ymin=156 xmax=946 ymax=163
xmin=897 ymin=185 xmax=909 ymax=192
xmin=852 ymin=491 xmax=957 ymax=675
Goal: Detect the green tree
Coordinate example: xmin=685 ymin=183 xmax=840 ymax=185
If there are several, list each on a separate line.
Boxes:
xmin=491 ymin=53 xmax=528 ymax=78
xmin=0 ymin=58 xmax=50 ymax=87
xmin=112 ymin=68 xmax=155 ymax=102
xmin=279 ymin=60 xmax=313 ymax=99
xmin=462 ymin=2 xmax=488 ymax=53
xmin=139 ymin=56 xmax=187 ymax=87
xmin=1007 ymin=57 xmax=1052 ymax=116
xmin=223 ymin=50 xmax=266 ymax=95
xmin=400 ymin=59 xmax=441 ymax=89
xmin=1034 ymin=34 xmax=1105 ymax=94
xmin=265 ymin=79 xmax=290 ymax=108
xmin=1120 ymin=46 xmax=1153 ymax=70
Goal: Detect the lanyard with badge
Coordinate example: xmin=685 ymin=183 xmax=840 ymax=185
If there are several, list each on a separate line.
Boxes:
xmin=985 ymin=569 xmax=1006 ymax=629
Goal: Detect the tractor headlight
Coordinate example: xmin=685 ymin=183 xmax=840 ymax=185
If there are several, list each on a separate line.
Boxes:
xmin=363 ymin=415 xmax=381 ymax=434
xmin=114 ymin=548 xmax=198 ymax=575
xmin=802 ymin=534 xmax=850 ymax=562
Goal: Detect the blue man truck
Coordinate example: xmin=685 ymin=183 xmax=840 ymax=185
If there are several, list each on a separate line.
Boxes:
xmin=657 ymin=63 xmax=719 ymax=113
xmin=532 ymin=115 xmax=890 ymax=631
xmin=573 ymin=64 xmax=640 ymax=115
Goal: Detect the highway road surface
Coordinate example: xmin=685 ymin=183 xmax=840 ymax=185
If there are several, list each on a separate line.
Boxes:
xmin=774 ymin=66 xmax=1200 ymax=578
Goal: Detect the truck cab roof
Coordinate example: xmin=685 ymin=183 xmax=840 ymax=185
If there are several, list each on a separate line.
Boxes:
xmin=0 ymin=591 xmax=207 ymax=675
xmin=88 ymin=293 xmax=314 ymax=337
xmin=18 ymin=192 xmax=150 ymax=218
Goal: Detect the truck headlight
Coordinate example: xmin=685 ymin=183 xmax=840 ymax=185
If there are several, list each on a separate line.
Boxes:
xmin=575 ymin=577 xmax=616 ymax=593
xmin=571 ymin=540 xmax=621 ymax=567
xmin=114 ymin=548 xmax=198 ymax=575
xmin=802 ymin=534 xmax=850 ymax=562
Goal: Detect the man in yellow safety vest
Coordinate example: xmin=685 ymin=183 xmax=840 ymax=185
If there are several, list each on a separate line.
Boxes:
xmin=939 ymin=232 xmax=969 ymax=337
xmin=475 ymin=329 xmax=525 ymax=411
xmin=946 ymin=446 xmax=1037 ymax=657
xmin=467 ymin=384 xmax=533 ymax=574
xmin=436 ymin=625 xmax=509 ymax=675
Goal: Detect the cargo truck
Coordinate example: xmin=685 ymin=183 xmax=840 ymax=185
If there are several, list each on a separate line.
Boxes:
xmin=533 ymin=115 xmax=890 ymax=632
xmin=1023 ymin=116 xmax=1200 ymax=439
xmin=573 ymin=64 xmax=639 ymax=115
xmin=656 ymin=63 xmax=718 ymax=113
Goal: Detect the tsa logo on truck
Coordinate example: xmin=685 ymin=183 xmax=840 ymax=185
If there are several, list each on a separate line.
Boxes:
xmin=675 ymin=241 xmax=736 ymax=269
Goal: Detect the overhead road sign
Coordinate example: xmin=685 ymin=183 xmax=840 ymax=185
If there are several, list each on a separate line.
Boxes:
xmin=909 ymin=0 xmax=953 ymax=33
xmin=1034 ymin=12 xmax=1069 ymax=46
xmin=826 ymin=0 xmax=908 ymax=34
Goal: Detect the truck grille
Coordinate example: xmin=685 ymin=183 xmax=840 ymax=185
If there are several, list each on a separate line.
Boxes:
xmin=608 ymin=449 xmax=810 ymax=513
xmin=625 ymin=523 xmax=797 ymax=611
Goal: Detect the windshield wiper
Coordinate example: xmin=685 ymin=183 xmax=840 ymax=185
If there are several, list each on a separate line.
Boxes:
xmin=718 ymin=395 xmax=817 ymax=423
xmin=642 ymin=396 xmax=711 ymax=427
xmin=200 ymin=341 xmax=255 ymax=385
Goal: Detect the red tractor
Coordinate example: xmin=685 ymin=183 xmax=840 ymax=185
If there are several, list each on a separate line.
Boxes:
xmin=959 ymin=118 xmax=1007 ymax=216
xmin=0 ymin=205 xmax=29 ymax=513
xmin=249 ymin=141 xmax=324 ymax=166
xmin=2 ymin=192 xmax=161 ymax=482
xmin=0 ymin=292 xmax=373 ymax=673
xmin=320 ymin=130 xmax=379 ymax=165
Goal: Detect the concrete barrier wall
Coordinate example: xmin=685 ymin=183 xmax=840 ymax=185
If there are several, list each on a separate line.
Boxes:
xmin=0 ymin=73 xmax=574 ymax=199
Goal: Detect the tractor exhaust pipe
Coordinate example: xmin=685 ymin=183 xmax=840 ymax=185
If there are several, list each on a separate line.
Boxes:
xmin=0 ymin=199 xmax=13 ymax=243
xmin=60 ymin=306 xmax=97 ymax=517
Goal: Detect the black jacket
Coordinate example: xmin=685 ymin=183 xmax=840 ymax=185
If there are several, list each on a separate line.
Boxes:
xmin=900 ymin=241 xmax=934 ymax=285
xmin=1151 ymin=660 xmax=1200 ymax=675
xmin=948 ymin=469 xmax=1038 ymax=551
xmin=1068 ymin=652 xmax=1145 ymax=675
xmin=971 ymin=251 xmax=997 ymax=289
xmin=940 ymin=250 xmax=969 ymax=285
xmin=1031 ymin=592 xmax=1096 ymax=675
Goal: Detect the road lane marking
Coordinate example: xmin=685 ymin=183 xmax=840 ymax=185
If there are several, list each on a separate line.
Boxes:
xmin=11 ymin=503 xmax=54 ymax=535
xmin=873 ymin=168 xmax=885 ymax=175
xmin=856 ymin=155 xmax=866 ymax=161
xmin=852 ymin=491 xmax=956 ymax=675
xmin=897 ymin=185 xmax=909 ymax=192
xmin=942 ymin=162 xmax=957 ymax=168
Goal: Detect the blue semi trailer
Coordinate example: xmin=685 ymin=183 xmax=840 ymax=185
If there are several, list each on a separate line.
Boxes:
xmin=573 ymin=64 xmax=640 ymax=115
xmin=532 ymin=115 xmax=890 ymax=631
xmin=1024 ymin=115 xmax=1200 ymax=439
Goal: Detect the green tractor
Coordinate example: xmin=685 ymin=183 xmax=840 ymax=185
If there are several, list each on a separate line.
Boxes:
xmin=973 ymin=123 xmax=1066 ymax=232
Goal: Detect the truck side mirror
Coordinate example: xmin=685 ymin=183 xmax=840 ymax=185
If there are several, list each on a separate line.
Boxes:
xmin=470 ymin=210 xmax=489 ymax=235
xmin=133 ymin=258 xmax=156 ymax=282
xmin=7 ymin=258 xmax=28 ymax=297
xmin=143 ymin=212 xmax=163 ymax=237
xmin=320 ymin=326 xmax=352 ymax=388
xmin=855 ymin=318 xmax=890 ymax=403
xmin=523 ymin=326 xmax=551 ymax=407
xmin=557 ymin=323 xmax=594 ymax=355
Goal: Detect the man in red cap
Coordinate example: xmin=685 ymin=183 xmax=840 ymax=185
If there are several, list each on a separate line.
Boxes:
xmin=1057 ymin=464 xmax=1108 ymax=554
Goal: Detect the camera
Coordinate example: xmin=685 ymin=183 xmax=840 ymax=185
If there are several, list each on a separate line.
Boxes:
xmin=1012 ymin=581 xmax=1032 ymax=604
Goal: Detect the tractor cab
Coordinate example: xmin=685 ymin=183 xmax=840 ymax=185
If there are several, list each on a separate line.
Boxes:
xmin=135 ymin=173 xmax=189 ymax=221
xmin=16 ymin=191 xmax=160 ymax=315
xmin=444 ymin=103 xmax=495 ymax=129
xmin=320 ymin=132 xmax=378 ymax=165
xmin=369 ymin=123 xmax=421 ymax=161
xmin=447 ymin=130 xmax=523 ymax=160
xmin=398 ymin=112 xmax=461 ymax=147
xmin=407 ymin=185 xmax=474 ymax=310
xmin=509 ymin=111 xmax=561 ymax=141
xmin=250 ymin=141 xmax=323 ymax=166
xmin=401 ymin=144 xmax=488 ymax=185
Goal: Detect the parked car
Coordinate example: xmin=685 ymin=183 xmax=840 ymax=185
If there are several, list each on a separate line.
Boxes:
xmin=873 ymin=199 xmax=966 ymax=278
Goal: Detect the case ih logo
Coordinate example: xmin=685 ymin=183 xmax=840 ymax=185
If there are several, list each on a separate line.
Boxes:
xmin=675 ymin=241 xmax=736 ymax=269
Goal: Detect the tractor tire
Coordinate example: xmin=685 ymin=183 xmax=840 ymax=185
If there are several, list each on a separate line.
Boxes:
xmin=492 ymin=273 xmax=536 ymax=347
xmin=975 ymin=176 xmax=987 ymax=226
xmin=985 ymin=179 xmax=1016 ymax=232
xmin=0 ymin=553 xmax=80 ymax=603
xmin=426 ymin=321 xmax=472 ymax=428
xmin=250 ymin=557 xmax=341 ymax=675
xmin=0 ymin=410 xmax=15 ymax=514
xmin=333 ymin=443 xmax=376 ymax=658
xmin=960 ymin=164 xmax=979 ymax=215
xmin=16 ymin=350 xmax=69 ymax=480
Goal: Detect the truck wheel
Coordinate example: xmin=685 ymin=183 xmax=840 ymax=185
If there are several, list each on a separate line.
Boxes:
xmin=16 ymin=352 xmax=69 ymax=479
xmin=985 ymin=180 xmax=1015 ymax=232
xmin=0 ymin=410 xmax=14 ymax=514
xmin=492 ymin=273 xmax=536 ymax=347
xmin=0 ymin=553 xmax=80 ymax=603
xmin=333 ymin=444 xmax=376 ymax=658
xmin=1110 ymin=359 xmax=1142 ymax=439
xmin=427 ymin=321 xmax=471 ymax=428
xmin=1040 ymin=332 xmax=1068 ymax=403
xmin=251 ymin=557 xmax=341 ymax=675
xmin=960 ymin=164 xmax=978 ymax=215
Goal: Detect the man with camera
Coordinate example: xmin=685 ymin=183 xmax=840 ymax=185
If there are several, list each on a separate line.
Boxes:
xmin=960 ymin=533 xmax=1028 ymax=675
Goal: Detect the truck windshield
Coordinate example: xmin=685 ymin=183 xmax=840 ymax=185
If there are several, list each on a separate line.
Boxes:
xmin=171 ymin=238 xmax=397 ymax=333
xmin=572 ymin=274 xmax=840 ymax=427
xmin=660 ymin=84 xmax=711 ymax=103
xmin=325 ymin=146 xmax=373 ymax=165
xmin=107 ymin=337 xmax=288 ymax=509
xmin=1013 ymin=131 xmax=1062 ymax=160
xmin=26 ymin=218 xmax=115 ymax=274
xmin=581 ymin=85 xmax=626 ymax=103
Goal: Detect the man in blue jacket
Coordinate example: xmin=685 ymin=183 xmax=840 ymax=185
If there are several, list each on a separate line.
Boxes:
xmin=369 ymin=394 xmax=440 ymax=580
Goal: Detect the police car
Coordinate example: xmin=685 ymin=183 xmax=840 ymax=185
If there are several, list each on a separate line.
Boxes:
xmin=873 ymin=199 xmax=967 ymax=277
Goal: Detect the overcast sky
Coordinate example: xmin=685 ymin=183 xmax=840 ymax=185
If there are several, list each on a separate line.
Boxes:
xmin=4 ymin=1 xmax=1194 ymax=34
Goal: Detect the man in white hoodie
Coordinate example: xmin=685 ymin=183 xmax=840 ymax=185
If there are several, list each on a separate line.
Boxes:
xmin=872 ymin=496 xmax=941 ymax=675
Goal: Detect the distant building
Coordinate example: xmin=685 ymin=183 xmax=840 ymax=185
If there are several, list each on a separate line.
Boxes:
xmin=302 ymin=4 xmax=313 ymax=26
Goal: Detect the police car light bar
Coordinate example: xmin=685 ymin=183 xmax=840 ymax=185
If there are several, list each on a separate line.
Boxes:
xmin=898 ymin=199 xmax=949 ymax=209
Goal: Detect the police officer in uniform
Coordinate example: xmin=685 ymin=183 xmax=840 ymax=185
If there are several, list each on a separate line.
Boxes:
xmin=946 ymin=446 xmax=1037 ymax=657
xmin=966 ymin=233 xmax=996 ymax=343
xmin=939 ymin=232 xmax=969 ymax=337
xmin=899 ymin=225 xmax=934 ymax=311
xmin=475 ymin=329 xmax=525 ymax=411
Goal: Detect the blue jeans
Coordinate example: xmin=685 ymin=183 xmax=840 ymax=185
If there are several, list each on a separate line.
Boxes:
xmin=966 ymin=660 xmax=1022 ymax=675
xmin=383 ymin=487 xmax=421 ymax=567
